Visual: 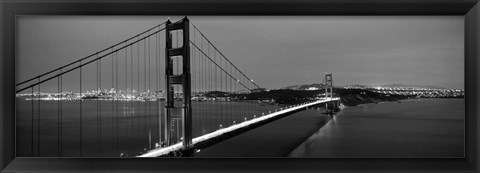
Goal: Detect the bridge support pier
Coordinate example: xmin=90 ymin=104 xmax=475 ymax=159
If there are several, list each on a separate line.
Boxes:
xmin=325 ymin=100 xmax=341 ymax=115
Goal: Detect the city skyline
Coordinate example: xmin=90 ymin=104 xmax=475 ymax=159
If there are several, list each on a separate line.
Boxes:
xmin=17 ymin=16 xmax=464 ymax=92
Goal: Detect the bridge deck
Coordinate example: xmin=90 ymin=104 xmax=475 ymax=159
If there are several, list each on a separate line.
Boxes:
xmin=138 ymin=97 xmax=340 ymax=157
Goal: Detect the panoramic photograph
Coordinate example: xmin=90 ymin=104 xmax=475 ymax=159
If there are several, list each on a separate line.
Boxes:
xmin=15 ymin=16 xmax=464 ymax=158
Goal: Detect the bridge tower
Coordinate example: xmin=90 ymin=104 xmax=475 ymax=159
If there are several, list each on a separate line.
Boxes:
xmin=324 ymin=73 xmax=339 ymax=115
xmin=324 ymin=73 xmax=333 ymax=99
xmin=164 ymin=17 xmax=192 ymax=149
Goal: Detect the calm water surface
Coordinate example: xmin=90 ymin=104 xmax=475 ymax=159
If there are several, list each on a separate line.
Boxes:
xmin=17 ymin=98 xmax=464 ymax=158
xmin=16 ymin=99 xmax=282 ymax=157
xmin=289 ymin=99 xmax=464 ymax=157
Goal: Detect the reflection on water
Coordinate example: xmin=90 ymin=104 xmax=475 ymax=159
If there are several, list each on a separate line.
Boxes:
xmin=289 ymin=114 xmax=337 ymax=157
xmin=289 ymin=99 xmax=464 ymax=158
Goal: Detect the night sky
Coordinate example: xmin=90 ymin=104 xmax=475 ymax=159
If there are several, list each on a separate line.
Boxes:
xmin=17 ymin=16 xmax=464 ymax=92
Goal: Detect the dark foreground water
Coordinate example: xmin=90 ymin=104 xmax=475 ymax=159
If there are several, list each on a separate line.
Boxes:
xmin=16 ymin=99 xmax=282 ymax=157
xmin=289 ymin=99 xmax=464 ymax=158
xmin=193 ymin=107 xmax=332 ymax=157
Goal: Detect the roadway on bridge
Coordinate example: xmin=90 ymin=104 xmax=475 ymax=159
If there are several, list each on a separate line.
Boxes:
xmin=193 ymin=107 xmax=332 ymax=157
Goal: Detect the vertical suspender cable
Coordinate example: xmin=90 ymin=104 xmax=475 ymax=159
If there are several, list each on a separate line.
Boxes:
xmin=59 ymin=68 xmax=63 ymax=154
xmin=250 ymin=82 xmax=252 ymax=115
xmin=31 ymin=87 xmax=34 ymax=156
xmin=219 ymin=49 xmax=223 ymax=127
xmin=237 ymin=69 xmax=240 ymax=122
xmin=233 ymin=70 xmax=236 ymax=122
xmin=137 ymin=37 xmax=140 ymax=145
xmin=194 ymin=46 xmax=197 ymax=135
xmin=57 ymin=74 xmax=60 ymax=156
xmin=96 ymin=53 xmax=100 ymax=156
xmin=195 ymin=31 xmax=199 ymax=134
xmin=160 ymin=31 xmax=163 ymax=145
xmin=225 ymin=60 xmax=229 ymax=125
xmin=240 ymin=70 xmax=244 ymax=119
xmin=111 ymin=49 xmax=115 ymax=155
xmin=115 ymin=51 xmax=119 ymax=155
xmin=144 ymin=39 xmax=147 ymax=146
xmin=131 ymin=38 xmax=135 ymax=153
xmin=201 ymin=35 xmax=204 ymax=133
xmin=189 ymin=30 xmax=193 ymax=137
xmin=79 ymin=60 xmax=83 ymax=157
xmin=209 ymin=40 xmax=213 ymax=129
xmin=227 ymin=63 xmax=230 ymax=124
xmin=228 ymin=56 xmax=230 ymax=123
xmin=196 ymin=30 xmax=203 ymax=134
xmin=215 ymin=50 xmax=219 ymax=126
xmin=231 ymin=64 xmax=234 ymax=123
xmin=111 ymin=49 xmax=116 ymax=155
xmin=155 ymin=32 xmax=159 ymax=145
xmin=203 ymin=36 xmax=207 ymax=133
xmin=124 ymin=42 xmax=129 ymax=156
xmin=126 ymin=43 xmax=128 ymax=90
xmin=148 ymin=34 xmax=151 ymax=150
xmin=207 ymin=41 xmax=211 ymax=128
xmin=37 ymin=77 xmax=41 ymax=156
xmin=224 ymin=57 xmax=227 ymax=125
xmin=232 ymin=66 xmax=234 ymax=123
xmin=248 ymin=77 xmax=250 ymax=115
xmin=130 ymin=41 xmax=134 ymax=154
xmin=213 ymin=49 xmax=217 ymax=125
xmin=99 ymin=55 xmax=102 ymax=156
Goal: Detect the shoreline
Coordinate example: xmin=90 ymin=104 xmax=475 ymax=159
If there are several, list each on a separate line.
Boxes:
xmin=345 ymin=97 xmax=465 ymax=107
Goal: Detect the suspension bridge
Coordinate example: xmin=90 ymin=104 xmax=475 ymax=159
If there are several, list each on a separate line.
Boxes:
xmin=15 ymin=17 xmax=340 ymax=157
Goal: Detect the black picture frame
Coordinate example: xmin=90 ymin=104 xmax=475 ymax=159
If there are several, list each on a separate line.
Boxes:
xmin=1 ymin=0 xmax=479 ymax=172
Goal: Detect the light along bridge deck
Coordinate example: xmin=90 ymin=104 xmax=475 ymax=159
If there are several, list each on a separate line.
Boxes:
xmin=139 ymin=97 xmax=340 ymax=157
